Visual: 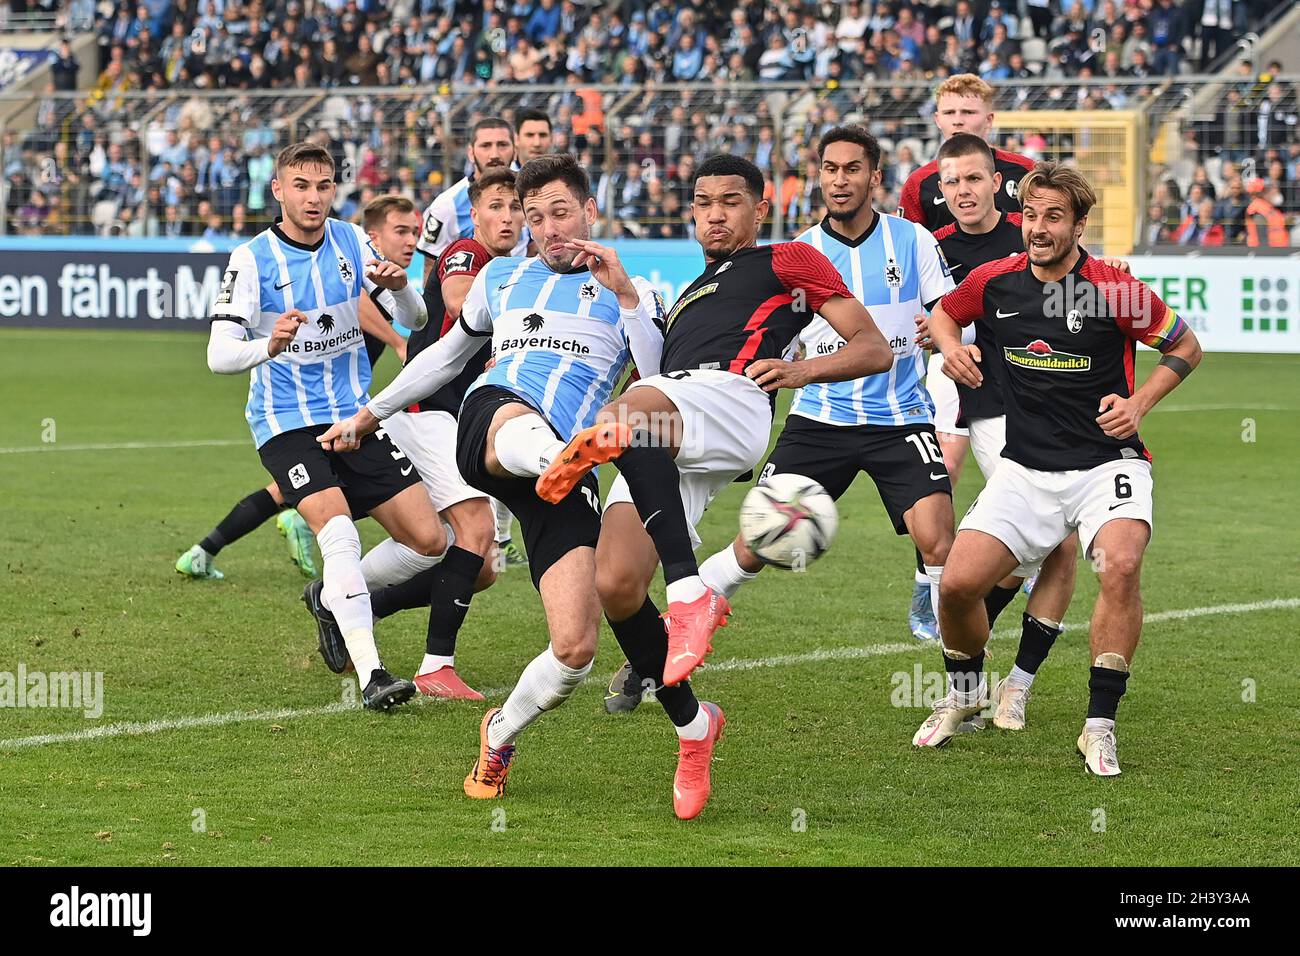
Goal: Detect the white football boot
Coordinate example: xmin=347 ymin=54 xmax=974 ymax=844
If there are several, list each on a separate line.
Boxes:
xmin=1077 ymin=726 xmax=1122 ymax=777
xmin=913 ymin=693 xmax=987 ymax=747
xmin=991 ymin=677 xmax=1031 ymax=730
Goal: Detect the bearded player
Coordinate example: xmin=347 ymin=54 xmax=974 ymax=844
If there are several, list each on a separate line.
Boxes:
xmin=915 ymin=162 xmax=1202 ymax=776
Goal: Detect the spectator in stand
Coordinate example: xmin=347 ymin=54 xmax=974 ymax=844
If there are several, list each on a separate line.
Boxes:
xmin=1176 ymin=199 xmax=1226 ymax=245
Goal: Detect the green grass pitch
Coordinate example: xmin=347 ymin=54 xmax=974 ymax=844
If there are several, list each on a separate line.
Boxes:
xmin=1 ymin=328 xmax=1297 ymax=866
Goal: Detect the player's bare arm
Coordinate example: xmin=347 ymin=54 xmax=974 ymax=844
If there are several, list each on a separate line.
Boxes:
xmin=358 ymin=292 xmax=407 ymax=363
xmin=746 ymin=294 xmax=890 ymax=392
xmin=1097 ymin=327 xmax=1203 ymax=439
xmin=928 ymin=302 xmax=983 ymax=388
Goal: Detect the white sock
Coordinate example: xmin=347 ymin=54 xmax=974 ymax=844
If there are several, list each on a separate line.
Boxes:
xmin=494 ymin=414 xmax=565 ymax=478
xmin=674 ymin=703 xmax=710 ymax=740
xmin=1085 ymin=716 xmax=1116 ymax=735
xmin=419 ymin=653 xmax=454 ymax=675
xmin=489 ymin=646 xmax=591 ymax=748
xmin=914 ymin=569 xmax=930 ymax=587
xmin=317 ymin=515 xmax=381 ymax=682
xmin=924 ymin=564 xmax=943 ymax=634
xmin=492 ymin=498 xmax=514 ymax=544
xmin=1007 ymin=664 xmax=1036 ymax=689
xmin=699 ymin=545 xmax=758 ymax=600
xmin=665 ymin=575 xmax=707 ymax=605
xmin=360 ymin=533 xmax=446 ymax=590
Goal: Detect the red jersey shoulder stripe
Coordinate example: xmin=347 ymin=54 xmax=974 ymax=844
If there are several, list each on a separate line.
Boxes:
xmin=933 ymin=222 xmax=958 ymax=241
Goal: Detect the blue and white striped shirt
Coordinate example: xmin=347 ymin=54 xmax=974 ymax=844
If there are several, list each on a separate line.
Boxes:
xmin=789 ymin=213 xmax=954 ymax=427
xmin=212 ymin=218 xmax=392 ymax=447
xmin=459 ymin=256 xmax=664 ymax=441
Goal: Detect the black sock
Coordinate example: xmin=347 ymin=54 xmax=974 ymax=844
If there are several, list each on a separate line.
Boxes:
xmin=425 ymin=546 xmax=484 ymax=657
xmin=613 ymin=436 xmax=697 ymax=585
xmin=607 ymin=596 xmax=700 ymax=726
xmin=943 ymin=649 xmax=986 ymax=698
xmin=1087 ymin=665 xmax=1129 ymax=720
xmin=200 ymin=488 xmax=278 ymax=555
xmin=983 ymin=584 xmax=1020 ymax=630
xmin=915 ymin=547 xmax=926 ymax=577
xmin=370 ymin=567 xmax=436 ymax=619
xmin=1014 ymin=613 xmax=1063 ymax=675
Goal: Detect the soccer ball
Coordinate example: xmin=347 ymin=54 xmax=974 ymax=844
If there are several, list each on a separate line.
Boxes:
xmin=739 ymin=473 xmax=838 ymax=569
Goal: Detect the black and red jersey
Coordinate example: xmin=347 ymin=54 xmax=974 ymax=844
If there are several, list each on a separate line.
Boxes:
xmin=408 ymin=236 xmax=493 ymax=416
xmin=933 ymin=211 xmax=1024 ymax=421
xmin=900 ymin=148 xmax=1035 ymax=232
xmin=661 ymin=242 xmax=852 ymax=378
xmin=939 ymin=250 xmax=1188 ymax=471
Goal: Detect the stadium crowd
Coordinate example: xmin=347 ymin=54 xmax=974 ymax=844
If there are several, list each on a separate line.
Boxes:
xmin=5 ymin=0 xmax=1296 ymax=244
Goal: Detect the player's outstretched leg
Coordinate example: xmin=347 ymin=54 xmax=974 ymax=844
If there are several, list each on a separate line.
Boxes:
xmin=539 ymin=393 xmax=729 ymax=684
xmin=992 ymin=535 xmax=1078 ymax=730
xmin=1077 ymin=519 xmax=1149 ymax=777
xmin=597 ymin=504 xmax=726 ymax=820
xmin=602 ymin=536 xmax=761 ymax=713
xmin=465 ymin=546 xmax=598 ymax=798
xmin=176 ymin=484 xmax=284 ymax=580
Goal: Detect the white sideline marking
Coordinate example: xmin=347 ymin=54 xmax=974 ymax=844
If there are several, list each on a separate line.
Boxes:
xmin=2 ymin=598 xmax=1295 ymax=752
xmin=0 ymin=439 xmax=246 ymax=455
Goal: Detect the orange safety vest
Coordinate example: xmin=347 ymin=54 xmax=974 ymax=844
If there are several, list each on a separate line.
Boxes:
xmin=1245 ymin=198 xmax=1288 ymax=247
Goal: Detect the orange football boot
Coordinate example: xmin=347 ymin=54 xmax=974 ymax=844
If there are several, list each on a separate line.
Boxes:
xmin=534 ymin=421 xmax=633 ymax=503
xmin=464 ymin=707 xmax=516 ymax=798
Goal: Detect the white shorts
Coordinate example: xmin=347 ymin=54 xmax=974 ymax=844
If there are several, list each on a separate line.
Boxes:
xmin=959 ymin=458 xmax=1154 ymax=577
xmin=605 ymin=369 xmax=773 ymax=549
xmin=927 ymin=352 xmax=967 ymax=437
xmin=379 ymin=409 xmax=487 ymax=512
xmin=968 ymin=414 xmax=1007 ymax=481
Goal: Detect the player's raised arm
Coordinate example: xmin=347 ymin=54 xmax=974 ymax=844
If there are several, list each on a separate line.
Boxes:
xmin=747 ymin=242 xmax=890 ymax=391
xmin=355 ymin=223 xmax=427 ymax=331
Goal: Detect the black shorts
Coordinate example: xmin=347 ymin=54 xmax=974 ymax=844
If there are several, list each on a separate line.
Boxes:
xmin=456 ymin=386 xmax=601 ymax=589
xmin=258 ymin=423 xmax=422 ymax=517
xmin=761 ymin=417 xmax=952 ymax=535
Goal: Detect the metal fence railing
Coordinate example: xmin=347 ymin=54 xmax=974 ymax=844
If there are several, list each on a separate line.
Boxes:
xmin=3 ymin=76 xmax=1298 ymax=253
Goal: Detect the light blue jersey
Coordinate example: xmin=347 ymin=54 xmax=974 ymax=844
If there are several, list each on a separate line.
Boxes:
xmin=211 ymin=218 xmax=392 ymax=447
xmin=459 ymin=256 xmax=664 ymax=441
xmin=789 ymin=214 xmax=954 ymax=427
